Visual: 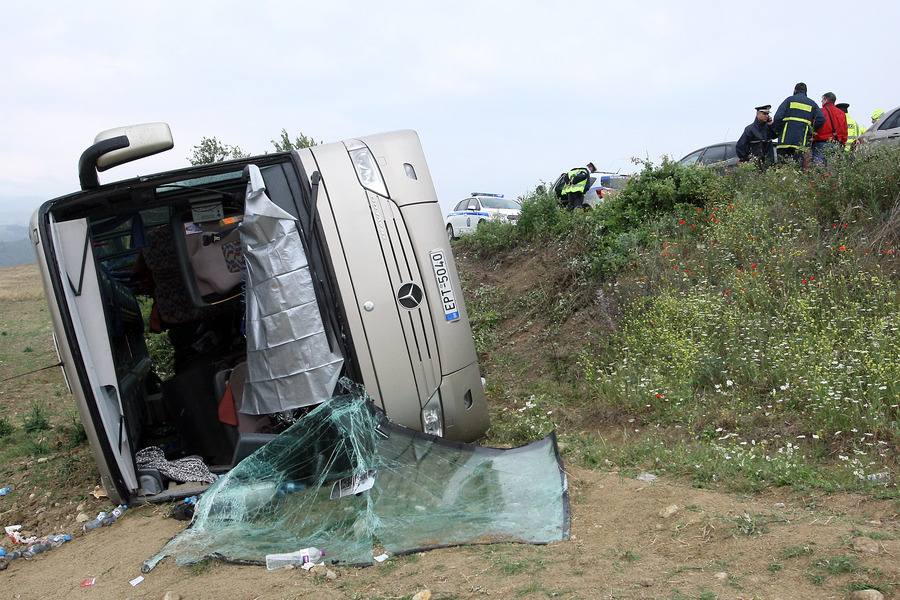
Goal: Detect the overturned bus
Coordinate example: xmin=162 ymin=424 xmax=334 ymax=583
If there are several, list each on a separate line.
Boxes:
xmin=30 ymin=124 xmax=490 ymax=505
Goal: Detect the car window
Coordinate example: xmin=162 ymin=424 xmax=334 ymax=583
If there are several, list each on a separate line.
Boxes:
xmin=701 ymin=145 xmax=727 ymax=164
xmin=724 ymin=144 xmax=737 ymax=160
xmin=879 ymin=109 xmax=900 ymax=131
xmin=601 ymin=175 xmax=629 ymax=190
xmin=679 ymin=150 xmax=704 ymax=165
xmin=478 ymin=197 xmax=521 ymax=210
xmin=453 ymin=200 xmax=469 ymax=212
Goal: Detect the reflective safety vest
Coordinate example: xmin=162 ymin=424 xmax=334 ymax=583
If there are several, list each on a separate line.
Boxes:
xmin=845 ymin=116 xmax=864 ymax=151
xmin=561 ymin=168 xmax=590 ymax=195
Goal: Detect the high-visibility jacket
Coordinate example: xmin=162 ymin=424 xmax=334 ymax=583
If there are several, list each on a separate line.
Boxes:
xmin=845 ymin=115 xmax=865 ymax=151
xmin=561 ymin=168 xmax=590 ymax=195
xmin=773 ymin=92 xmax=826 ymax=151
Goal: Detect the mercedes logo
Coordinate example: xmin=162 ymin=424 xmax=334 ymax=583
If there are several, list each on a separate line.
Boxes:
xmin=397 ymin=282 xmax=424 ymax=310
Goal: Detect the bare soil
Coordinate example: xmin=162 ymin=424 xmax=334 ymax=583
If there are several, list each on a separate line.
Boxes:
xmin=2 ymin=258 xmax=898 ymax=600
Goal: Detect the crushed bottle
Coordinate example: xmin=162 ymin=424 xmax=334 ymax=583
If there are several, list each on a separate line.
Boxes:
xmin=265 ymin=547 xmax=325 ymax=570
xmin=83 ymin=511 xmax=109 ymax=532
xmin=101 ymin=504 xmax=127 ymax=526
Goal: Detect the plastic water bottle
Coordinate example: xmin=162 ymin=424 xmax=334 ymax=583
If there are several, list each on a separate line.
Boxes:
xmin=265 ymin=547 xmax=325 ymax=570
xmin=25 ymin=540 xmax=53 ymax=556
xmin=184 ymin=496 xmax=198 ymax=505
xmin=101 ymin=505 xmax=127 ymax=526
xmin=4 ymin=550 xmax=23 ymax=561
xmin=83 ymin=511 xmax=108 ymax=532
xmin=276 ymin=482 xmax=305 ymax=499
xmin=0 ymin=545 xmax=5 ymax=557
xmin=0 ymin=487 xmax=11 ymax=496
xmin=47 ymin=534 xmax=71 ymax=548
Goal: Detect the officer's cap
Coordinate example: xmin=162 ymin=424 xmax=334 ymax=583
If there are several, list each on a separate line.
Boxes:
xmin=755 ymin=105 xmax=771 ymax=114
xmin=836 ymin=102 xmax=850 ymax=111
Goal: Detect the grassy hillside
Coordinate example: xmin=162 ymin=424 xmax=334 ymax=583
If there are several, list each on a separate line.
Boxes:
xmin=0 ymin=238 xmax=36 ymax=267
xmin=457 ymin=144 xmax=900 ymax=496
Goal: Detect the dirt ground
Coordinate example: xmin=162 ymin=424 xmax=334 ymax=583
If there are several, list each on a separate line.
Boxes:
xmin=2 ymin=259 xmax=899 ymax=600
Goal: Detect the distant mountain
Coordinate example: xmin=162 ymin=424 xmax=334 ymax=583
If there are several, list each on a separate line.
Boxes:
xmin=0 ymin=238 xmax=35 ymax=267
xmin=0 ymin=224 xmax=29 ymax=242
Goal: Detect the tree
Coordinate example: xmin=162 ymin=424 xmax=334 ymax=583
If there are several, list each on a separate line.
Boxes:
xmin=271 ymin=128 xmax=318 ymax=152
xmin=188 ymin=137 xmax=251 ymax=165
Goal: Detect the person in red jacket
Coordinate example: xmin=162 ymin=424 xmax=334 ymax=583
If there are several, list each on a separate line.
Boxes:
xmin=811 ymin=92 xmax=848 ymax=165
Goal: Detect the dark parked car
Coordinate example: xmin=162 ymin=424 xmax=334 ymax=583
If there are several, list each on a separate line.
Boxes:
xmin=678 ymin=141 xmax=739 ymax=172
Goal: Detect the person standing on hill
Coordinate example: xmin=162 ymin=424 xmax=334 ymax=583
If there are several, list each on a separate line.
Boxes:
xmin=736 ymin=104 xmax=777 ymax=166
xmin=872 ymin=109 xmax=885 ymax=125
xmin=811 ymin=92 xmax=848 ymax=164
xmin=773 ymin=82 xmax=825 ymax=167
xmin=561 ymin=166 xmax=590 ymax=210
xmin=835 ymin=102 xmax=864 ymax=150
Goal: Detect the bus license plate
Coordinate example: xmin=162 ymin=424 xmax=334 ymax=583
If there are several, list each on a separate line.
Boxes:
xmin=430 ymin=250 xmax=460 ymax=321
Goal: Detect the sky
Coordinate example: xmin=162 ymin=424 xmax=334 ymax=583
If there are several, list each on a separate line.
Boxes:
xmin=1 ymin=1 xmax=896 ymax=227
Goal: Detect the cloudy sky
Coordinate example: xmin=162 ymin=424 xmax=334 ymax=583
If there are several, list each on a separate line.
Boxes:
xmin=1 ymin=1 xmax=895 ymax=225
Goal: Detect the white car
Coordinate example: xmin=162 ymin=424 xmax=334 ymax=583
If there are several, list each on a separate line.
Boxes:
xmin=445 ymin=193 xmax=522 ymax=239
xmin=550 ymin=170 xmax=631 ymax=208
xmin=858 ymin=105 xmax=900 ymax=147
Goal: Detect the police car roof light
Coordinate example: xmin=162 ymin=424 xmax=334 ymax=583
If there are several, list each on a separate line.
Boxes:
xmin=471 ymin=192 xmax=503 ymax=198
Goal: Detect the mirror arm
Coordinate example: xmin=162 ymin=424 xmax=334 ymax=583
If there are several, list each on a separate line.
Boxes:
xmin=78 ymin=135 xmax=130 ymax=190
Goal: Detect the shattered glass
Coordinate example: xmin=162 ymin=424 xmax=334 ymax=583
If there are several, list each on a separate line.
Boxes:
xmin=144 ymin=385 xmax=569 ymax=570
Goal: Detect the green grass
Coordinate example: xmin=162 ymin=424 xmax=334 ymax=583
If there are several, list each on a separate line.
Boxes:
xmin=463 ymin=145 xmax=900 ymax=496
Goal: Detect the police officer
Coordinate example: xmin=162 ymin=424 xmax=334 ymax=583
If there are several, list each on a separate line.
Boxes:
xmin=773 ymin=82 xmax=825 ymax=166
xmin=736 ymin=104 xmax=777 ymax=166
xmin=561 ymin=166 xmax=590 ymax=210
xmin=835 ymin=102 xmax=865 ymax=151
xmin=872 ymin=109 xmax=885 ymax=125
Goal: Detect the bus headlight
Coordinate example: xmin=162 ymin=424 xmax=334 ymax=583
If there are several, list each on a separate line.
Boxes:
xmin=421 ymin=394 xmax=444 ymax=437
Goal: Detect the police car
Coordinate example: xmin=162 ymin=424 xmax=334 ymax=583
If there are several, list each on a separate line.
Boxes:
xmin=445 ymin=193 xmax=522 ymax=239
xmin=551 ymin=171 xmax=631 ymax=208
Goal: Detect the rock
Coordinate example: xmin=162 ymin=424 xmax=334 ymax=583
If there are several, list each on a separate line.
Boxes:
xmin=714 ymin=572 xmax=729 ymax=582
xmin=850 ymin=590 xmax=884 ymax=600
xmin=76 ymin=512 xmax=90 ymax=523
xmin=659 ymin=504 xmax=680 ymax=519
xmin=639 ymin=579 xmax=654 ymax=587
xmin=162 ymin=592 xmax=183 ymax=600
xmin=76 ymin=503 xmax=86 ymax=512
xmin=852 ymin=537 xmax=880 ymax=553
xmin=774 ymin=502 xmax=786 ymax=509
xmin=412 ymin=591 xmax=432 ymax=600
xmin=36 ymin=457 xmax=49 ymax=464
xmin=325 ymin=569 xmax=338 ymax=581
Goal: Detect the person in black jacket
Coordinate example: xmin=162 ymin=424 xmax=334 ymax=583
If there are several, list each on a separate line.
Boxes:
xmin=736 ymin=105 xmax=777 ymax=167
xmin=773 ymin=82 xmax=825 ymax=166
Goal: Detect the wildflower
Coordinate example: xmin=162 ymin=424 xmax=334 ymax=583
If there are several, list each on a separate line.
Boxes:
xmin=750 ymin=264 xmax=757 ymax=269
xmin=839 ymin=246 xmax=846 ymax=251
xmin=679 ymin=220 xmax=685 ymax=225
